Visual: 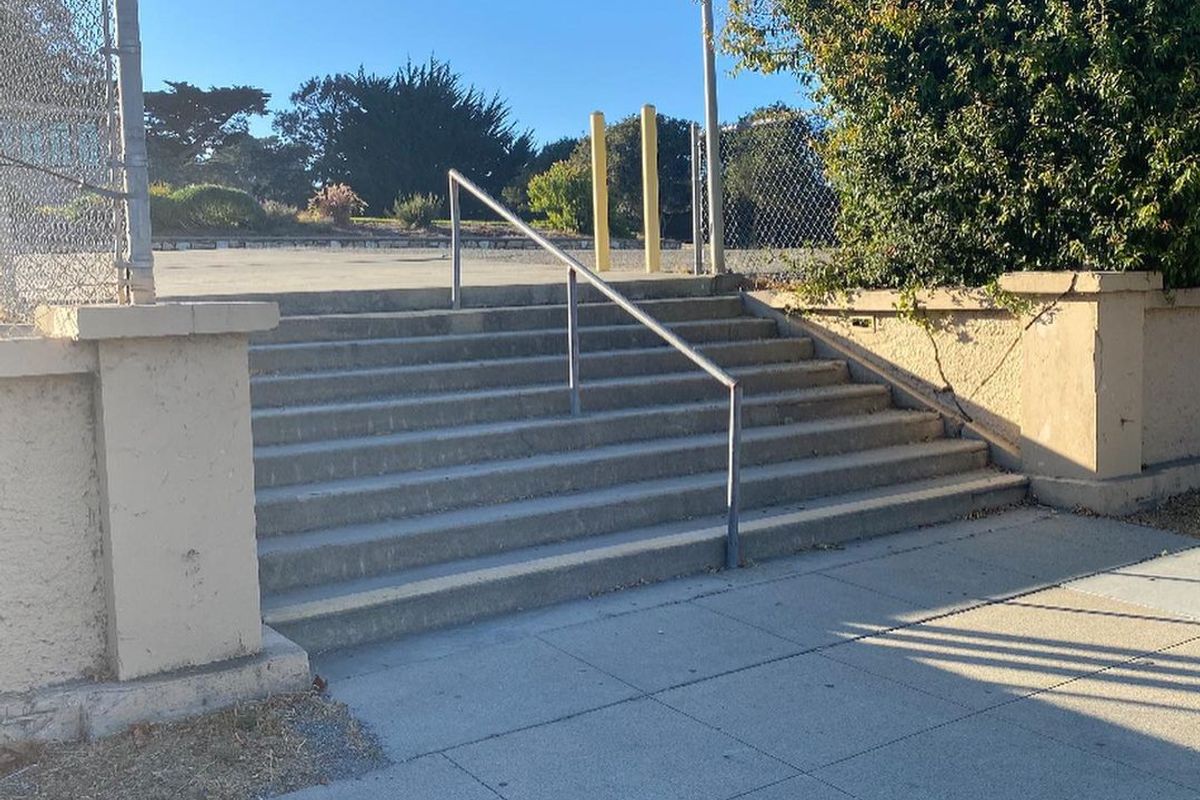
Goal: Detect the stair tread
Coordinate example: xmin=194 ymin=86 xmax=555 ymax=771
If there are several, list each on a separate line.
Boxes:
xmin=272 ymin=294 xmax=744 ymax=324
xmin=253 ymin=385 xmax=896 ymax=459
xmin=253 ymin=315 xmax=761 ymax=353
xmin=261 ymin=469 xmax=1027 ymax=621
xmin=251 ymin=360 xmax=849 ymax=416
xmin=256 ymin=409 xmax=941 ymax=504
xmin=259 ymin=438 xmax=987 ymax=557
xmin=250 ymin=337 xmax=807 ymax=383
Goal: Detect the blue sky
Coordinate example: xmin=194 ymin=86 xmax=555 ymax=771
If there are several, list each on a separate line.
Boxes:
xmin=140 ymin=0 xmax=808 ymax=146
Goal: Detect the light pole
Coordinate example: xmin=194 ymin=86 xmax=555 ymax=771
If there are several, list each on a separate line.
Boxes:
xmin=700 ymin=0 xmax=726 ymax=274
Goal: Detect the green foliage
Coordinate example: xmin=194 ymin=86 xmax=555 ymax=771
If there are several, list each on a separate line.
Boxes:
xmin=527 ymin=160 xmax=592 ymax=233
xmin=307 ymin=184 xmax=367 ymax=226
xmin=725 ymin=0 xmax=1200 ymax=289
xmin=503 ymin=136 xmax=583 ymax=214
xmin=145 ymin=82 xmax=271 ymax=185
xmin=391 ymin=193 xmax=443 ymax=229
xmin=276 ymin=59 xmax=536 ymax=214
xmin=169 ymin=184 xmax=268 ymax=231
xmin=201 ymin=136 xmax=314 ymax=206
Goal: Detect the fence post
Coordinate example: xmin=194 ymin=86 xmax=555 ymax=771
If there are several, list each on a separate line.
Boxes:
xmin=114 ymin=0 xmax=156 ymax=304
xmin=690 ymin=122 xmax=704 ymax=275
xmin=590 ymin=112 xmax=611 ymax=273
xmin=641 ymin=105 xmax=661 ymax=274
xmin=700 ymin=0 xmax=726 ymax=275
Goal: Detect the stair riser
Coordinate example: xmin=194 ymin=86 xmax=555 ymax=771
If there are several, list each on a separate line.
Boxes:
xmin=234 ymin=276 xmax=735 ymax=318
xmin=268 ymin=480 xmax=1025 ymax=652
xmin=257 ymin=296 xmax=747 ymax=344
xmin=251 ymin=363 xmax=849 ymax=442
xmin=252 ymin=379 xmax=887 ymax=450
xmin=256 ymin=416 xmax=946 ymax=536
xmin=250 ymin=337 xmax=811 ymax=406
xmin=255 ymin=389 xmax=891 ymax=489
xmin=250 ymin=318 xmax=778 ymax=375
xmin=258 ymin=445 xmax=985 ymax=591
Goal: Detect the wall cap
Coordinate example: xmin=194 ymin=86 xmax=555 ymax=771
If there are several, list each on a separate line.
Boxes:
xmin=33 ymin=302 xmax=280 ymax=341
xmin=999 ymin=271 xmax=1164 ymax=296
xmin=756 ymin=287 xmax=998 ymax=314
xmin=0 ymin=336 xmax=97 ymax=378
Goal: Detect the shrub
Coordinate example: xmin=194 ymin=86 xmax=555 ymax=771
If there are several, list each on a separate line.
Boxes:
xmin=171 ymin=184 xmax=267 ymax=231
xmin=149 ymin=192 xmax=185 ymax=233
xmin=726 ymin=0 xmax=1200 ymax=289
xmin=391 ymin=193 xmax=443 ymax=229
xmin=307 ymin=184 xmax=367 ymax=226
xmin=527 ymin=160 xmax=592 ymax=233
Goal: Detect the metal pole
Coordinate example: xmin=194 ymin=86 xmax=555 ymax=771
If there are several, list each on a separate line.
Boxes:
xmin=567 ymin=267 xmax=582 ymax=416
xmin=640 ymin=105 xmax=661 ymax=273
xmin=449 ymin=177 xmax=462 ymax=309
xmin=690 ymin=122 xmax=704 ymax=276
xmin=114 ymin=0 xmax=155 ymax=303
xmin=590 ymin=112 xmax=611 ymax=272
xmin=701 ymin=0 xmax=727 ymax=275
xmin=726 ymin=382 xmax=742 ymax=569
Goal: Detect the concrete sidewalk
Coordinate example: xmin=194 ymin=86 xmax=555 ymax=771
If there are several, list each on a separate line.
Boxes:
xmin=282 ymin=508 xmax=1200 ymax=799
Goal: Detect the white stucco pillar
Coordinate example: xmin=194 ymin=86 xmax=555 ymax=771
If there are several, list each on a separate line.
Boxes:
xmin=37 ymin=303 xmax=278 ymax=680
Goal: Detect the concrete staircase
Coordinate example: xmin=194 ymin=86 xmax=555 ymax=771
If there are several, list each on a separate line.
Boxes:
xmin=249 ymin=278 xmax=1027 ymax=652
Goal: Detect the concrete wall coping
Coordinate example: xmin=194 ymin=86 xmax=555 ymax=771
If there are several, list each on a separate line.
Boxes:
xmin=0 ymin=336 xmax=96 ymax=378
xmin=34 ymin=302 xmax=280 ymax=341
xmin=999 ymin=271 xmax=1164 ymax=295
xmin=764 ymin=288 xmax=999 ymax=314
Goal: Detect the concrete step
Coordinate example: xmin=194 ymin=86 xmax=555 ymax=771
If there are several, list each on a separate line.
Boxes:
xmin=257 ymin=438 xmax=988 ymax=590
xmin=255 ymin=385 xmax=894 ymax=489
xmin=262 ymin=470 xmax=1029 ymax=652
xmin=257 ymin=295 xmax=748 ymax=345
xmin=251 ymin=361 xmax=853 ymax=444
xmin=255 ymin=412 xmax=947 ymax=536
xmin=185 ymin=275 xmax=739 ymax=317
xmin=250 ymin=337 xmax=812 ymax=407
xmin=250 ymin=316 xmax=779 ymax=375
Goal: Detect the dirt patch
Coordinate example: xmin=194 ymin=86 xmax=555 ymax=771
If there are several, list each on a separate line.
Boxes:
xmin=1124 ymin=490 xmax=1200 ymax=540
xmin=0 ymin=691 xmax=385 ymax=800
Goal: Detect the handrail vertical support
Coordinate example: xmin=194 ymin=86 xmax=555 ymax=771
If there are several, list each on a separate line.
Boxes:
xmin=726 ymin=382 xmax=743 ymax=569
xmin=567 ymin=267 xmax=582 ymax=416
xmin=449 ymin=177 xmax=462 ymax=310
xmin=690 ymin=122 xmax=704 ymax=276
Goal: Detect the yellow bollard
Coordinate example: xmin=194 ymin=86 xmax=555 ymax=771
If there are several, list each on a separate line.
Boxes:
xmin=641 ymin=104 xmax=662 ymax=273
xmin=590 ymin=111 xmax=611 ymax=272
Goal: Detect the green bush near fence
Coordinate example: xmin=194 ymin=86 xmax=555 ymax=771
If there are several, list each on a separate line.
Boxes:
xmin=726 ymin=0 xmax=1200 ymax=290
xmin=150 ymin=184 xmax=267 ymax=233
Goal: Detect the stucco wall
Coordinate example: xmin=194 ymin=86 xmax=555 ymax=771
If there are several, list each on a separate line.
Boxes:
xmin=800 ymin=308 xmax=1023 ymax=446
xmin=1143 ymin=305 xmax=1200 ymax=465
xmin=0 ymin=371 xmax=108 ymax=694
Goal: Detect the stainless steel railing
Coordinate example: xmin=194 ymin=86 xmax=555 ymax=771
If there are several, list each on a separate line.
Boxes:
xmin=447 ymin=169 xmax=743 ymax=569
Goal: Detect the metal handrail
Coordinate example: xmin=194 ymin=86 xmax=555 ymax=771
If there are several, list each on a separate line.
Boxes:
xmin=447 ymin=169 xmax=743 ymax=569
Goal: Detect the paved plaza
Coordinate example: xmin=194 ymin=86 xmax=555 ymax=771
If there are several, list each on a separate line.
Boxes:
xmin=278 ymin=507 xmax=1200 ymax=799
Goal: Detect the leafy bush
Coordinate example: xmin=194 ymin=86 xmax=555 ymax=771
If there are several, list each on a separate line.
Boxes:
xmin=726 ymin=0 xmax=1200 ymax=289
xmin=149 ymin=192 xmax=186 ymax=232
xmin=391 ymin=193 xmax=443 ymax=229
xmin=172 ymin=185 xmax=267 ymax=231
xmin=527 ymin=160 xmax=592 ymax=233
xmin=308 ymin=184 xmax=367 ymax=226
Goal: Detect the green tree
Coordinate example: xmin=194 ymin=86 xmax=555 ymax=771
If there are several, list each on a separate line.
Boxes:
xmin=276 ymin=59 xmax=536 ymax=214
xmin=725 ymin=0 xmax=1200 ymax=289
xmin=201 ymin=136 xmax=313 ymax=206
xmin=527 ymin=159 xmax=592 ymax=233
xmin=503 ymin=136 xmax=584 ymax=214
xmin=144 ymin=82 xmax=270 ymax=184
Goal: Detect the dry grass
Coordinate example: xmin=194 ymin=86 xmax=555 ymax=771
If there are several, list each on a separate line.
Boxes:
xmin=1124 ymin=490 xmax=1200 ymax=540
xmin=0 ymin=692 xmax=385 ymax=800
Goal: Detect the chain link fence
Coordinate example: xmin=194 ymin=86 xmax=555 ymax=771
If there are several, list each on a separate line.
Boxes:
xmin=700 ymin=111 xmax=838 ymax=275
xmin=0 ymin=0 xmax=124 ymax=324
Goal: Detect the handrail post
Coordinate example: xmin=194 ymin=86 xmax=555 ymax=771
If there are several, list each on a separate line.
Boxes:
xmin=567 ymin=267 xmax=582 ymax=416
xmin=690 ymin=122 xmax=704 ymax=276
xmin=726 ymin=382 xmax=743 ymax=569
xmin=449 ymin=176 xmax=462 ymax=310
